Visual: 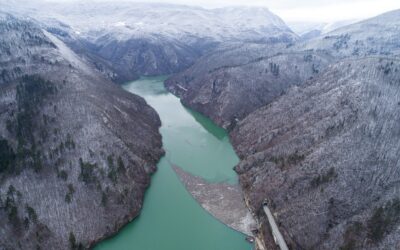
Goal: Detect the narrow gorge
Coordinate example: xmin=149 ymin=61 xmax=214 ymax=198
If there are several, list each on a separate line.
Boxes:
xmin=95 ymin=77 xmax=252 ymax=250
xmin=1 ymin=1 xmax=400 ymax=250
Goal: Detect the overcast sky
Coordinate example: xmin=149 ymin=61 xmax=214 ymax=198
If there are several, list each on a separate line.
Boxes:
xmin=42 ymin=0 xmax=400 ymax=23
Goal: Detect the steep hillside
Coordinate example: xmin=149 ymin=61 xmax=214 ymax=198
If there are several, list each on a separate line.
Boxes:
xmin=164 ymin=9 xmax=400 ymax=249
xmin=232 ymin=57 xmax=400 ymax=249
xmin=0 ymin=13 xmax=163 ymax=249
xmin=166 ymin=51 xmax=332 ymax=129
xmin=166 ymin=10 xmax=400 ymax=130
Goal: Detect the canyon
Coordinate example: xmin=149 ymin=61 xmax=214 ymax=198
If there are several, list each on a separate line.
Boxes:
xmin=1 ymin=1 xmax=400 ymax=250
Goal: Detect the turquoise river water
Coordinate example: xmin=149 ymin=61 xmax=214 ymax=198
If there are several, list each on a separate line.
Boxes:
xmin=95 ymin=76 xmax=251 ymax=250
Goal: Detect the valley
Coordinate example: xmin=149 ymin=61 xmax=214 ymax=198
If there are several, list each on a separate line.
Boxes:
xmin=1 ymin=1 xmax=400 ymax=250
xmin=95 ymin=77 xmax=251 ymax=250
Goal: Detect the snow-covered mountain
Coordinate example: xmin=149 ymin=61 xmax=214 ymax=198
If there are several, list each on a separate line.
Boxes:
xmin=289 ymin=20 xmax=358 ymax=36
xmin=164 ymin=8 xmax=400 ymax=249
xmin=303 ymin=9 xmax=400 ymax=57
xmin=0 ymin=12 xmax=163 ymax=249
xmin=288 ymin=20 xmax=359 ymax=41
xmin=165 ymin=8 xmax=400 ymax=131
xmin=1 ymin=1 xmax=297 ymax=80
xmin=38 ymin=3 xmax=295 ymax=43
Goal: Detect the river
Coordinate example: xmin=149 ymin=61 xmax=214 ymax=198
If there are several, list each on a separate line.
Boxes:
xmin=95 ymin=76 xmax=251 ymax=250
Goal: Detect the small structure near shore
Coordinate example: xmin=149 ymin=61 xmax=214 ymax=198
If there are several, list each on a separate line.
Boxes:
xmin=263 ymin=201 xmax=289 ymax=250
